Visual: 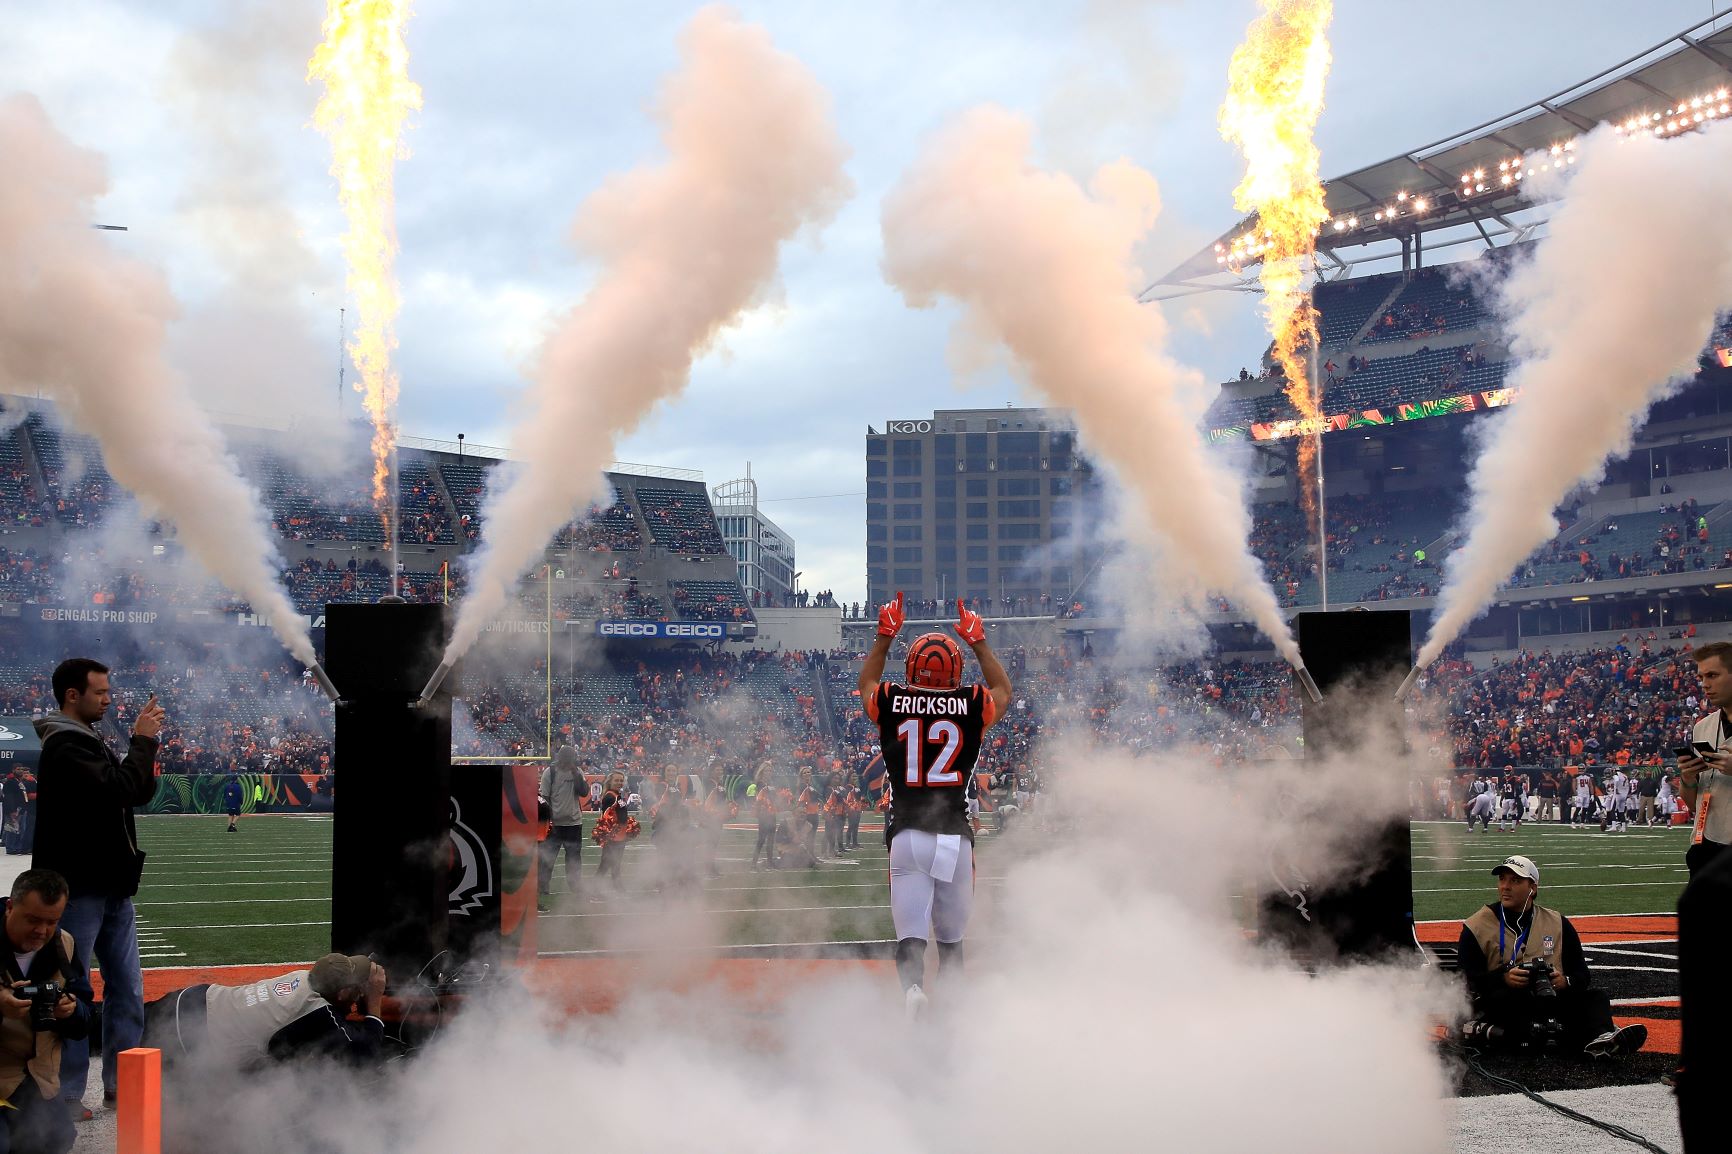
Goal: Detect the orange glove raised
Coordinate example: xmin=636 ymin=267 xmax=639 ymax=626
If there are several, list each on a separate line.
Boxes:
xmin=954 ymin=598 xmax=985 ymax=645
xmin=877 ymin=591 xmax=906 ymax=638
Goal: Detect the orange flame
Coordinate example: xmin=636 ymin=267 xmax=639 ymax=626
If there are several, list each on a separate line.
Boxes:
xmin=308 ymin=0 xmax=421 ymax=526
xmin=1219 ymin=0 xmax=1332 ymax=530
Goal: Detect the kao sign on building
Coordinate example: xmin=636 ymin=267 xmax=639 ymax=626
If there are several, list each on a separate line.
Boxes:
xmin=886 ymin=420 xmax=933 ymax=434
xmin=595 ymin=620 xmax=725 ymax=640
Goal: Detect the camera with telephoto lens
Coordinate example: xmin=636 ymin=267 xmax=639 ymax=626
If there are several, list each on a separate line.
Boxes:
xmin=1518 ymin=957 xmax=1558 ymax=998
xmin=14 ymin=981 xmax=62 ymax=1031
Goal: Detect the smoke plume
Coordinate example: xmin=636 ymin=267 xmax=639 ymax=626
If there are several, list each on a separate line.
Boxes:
xmin=445 ymin=6 xmax=852 ymax=662
xmin=1418 ymin=121 xmax=1732 ymax=667
xmin=0 ymin=95 xmax=316 ymax=665
xmin=162 ymin=0 xmax=349 ymax=465
xmin=880 ymin=107 xmax=1300 ymax=666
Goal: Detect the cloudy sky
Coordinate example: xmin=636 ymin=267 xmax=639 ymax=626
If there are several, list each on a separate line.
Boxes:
xmin=0 ymin=0 xmax=1717 ymax=604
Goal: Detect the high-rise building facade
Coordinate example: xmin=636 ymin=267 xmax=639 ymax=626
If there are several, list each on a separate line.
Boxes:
xmin=865 ymin=406 xmax=1100 ymax=612
xmin=713 ymin=471 xmax=797 ymax=604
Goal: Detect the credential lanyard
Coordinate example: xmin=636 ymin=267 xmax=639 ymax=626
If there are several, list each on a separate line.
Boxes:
xmin=1498 ymin=910 xmax=1530 ymax=965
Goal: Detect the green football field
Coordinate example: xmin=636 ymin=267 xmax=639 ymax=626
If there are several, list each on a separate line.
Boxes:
xmin=130 ymin=813 xmax=1695 ymax=968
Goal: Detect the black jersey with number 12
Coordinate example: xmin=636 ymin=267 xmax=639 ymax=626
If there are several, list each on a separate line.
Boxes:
xmin=873 ymin=682 xmax=990 ymax=845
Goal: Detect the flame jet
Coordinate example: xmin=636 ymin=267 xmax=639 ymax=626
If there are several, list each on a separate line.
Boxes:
xmin=308 ymin=0 xmax=421 ymax=530
xmin=1219 ymin=0 xmax=1333 ymax=533
xmin=419 ymin=6 xmax=852 ymax=698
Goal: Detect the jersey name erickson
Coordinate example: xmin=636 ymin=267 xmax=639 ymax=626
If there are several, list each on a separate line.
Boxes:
xmin=891 ymin=694 xmax=969 ymax=716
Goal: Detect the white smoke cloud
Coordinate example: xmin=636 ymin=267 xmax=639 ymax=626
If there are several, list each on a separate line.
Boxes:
xmin=880 ymin=107 xmax=1300 ymax=667
xmin=159 ymin=0 xmax=351 ymax=471
xmin=444 ymin=6 xmax=853 ymax=663
xmin=0 ymin=94 xmax=316 ymax=665
xmin=159 ymin=712 xmax=1458 ymax=1154
xmin=1418 ymin=121 xmax=1732 ymax=667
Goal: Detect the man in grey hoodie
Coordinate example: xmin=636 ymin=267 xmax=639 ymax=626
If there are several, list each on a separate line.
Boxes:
xmin=537 ymin=746 xmax=587 ymax=908
xmin=31 ymin=658 xmax=162 ymax=1120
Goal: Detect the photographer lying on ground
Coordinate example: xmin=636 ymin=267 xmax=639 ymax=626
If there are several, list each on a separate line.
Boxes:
xmin=141 ymin=953 xmax=387 ymax=1069
xmin=1455 ymin=855 xmax=1646 ymax=1058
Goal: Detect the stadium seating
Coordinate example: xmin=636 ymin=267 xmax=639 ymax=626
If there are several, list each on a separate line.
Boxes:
xmin=671 ymin=579 xmax=755 ymax=621
xmin=1360 ymin=267 xmax=1489 ymax=345
xmin=635 ymin=486 xmax=727 ymax=555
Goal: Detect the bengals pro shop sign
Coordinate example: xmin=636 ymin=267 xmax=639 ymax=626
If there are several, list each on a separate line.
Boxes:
xmin=0 ymin=718 xmax=42 ymax=771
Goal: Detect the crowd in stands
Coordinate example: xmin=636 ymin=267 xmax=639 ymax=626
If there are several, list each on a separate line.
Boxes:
xmin=1509 ymin=499 xmax=1721 ymax=586
xmin=0 ymin=654 xmax=331 ymax=776
xmin=635 ymin=487 xmax=727 ymax=555
xmin=753 ymin=588 xmax=839 ymax=608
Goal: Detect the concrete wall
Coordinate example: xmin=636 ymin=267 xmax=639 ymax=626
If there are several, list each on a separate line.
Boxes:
xmin=732 ymin=607 xmax=841 ymax=653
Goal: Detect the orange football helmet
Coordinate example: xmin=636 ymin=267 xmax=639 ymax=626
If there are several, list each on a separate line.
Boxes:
xmin=905 ymin=632 xmax=964 ymax=690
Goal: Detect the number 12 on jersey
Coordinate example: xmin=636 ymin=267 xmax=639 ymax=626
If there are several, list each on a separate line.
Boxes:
xmin=897 ymin=718 xmax=963 ymax=786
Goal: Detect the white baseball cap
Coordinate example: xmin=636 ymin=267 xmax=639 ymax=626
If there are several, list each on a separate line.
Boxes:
xmin=1492 ymin=855 xmax=1539 ymax=884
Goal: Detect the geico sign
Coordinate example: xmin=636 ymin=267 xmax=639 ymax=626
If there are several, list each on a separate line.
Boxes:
xmin=886 ymin=420 xmax=932 ymax=434
xmin=596 ymin=621 xmax=724 ymax=639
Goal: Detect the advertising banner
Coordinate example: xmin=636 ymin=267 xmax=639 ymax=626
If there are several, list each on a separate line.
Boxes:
xmin=594 ymin=619 xmax=725 ymax=640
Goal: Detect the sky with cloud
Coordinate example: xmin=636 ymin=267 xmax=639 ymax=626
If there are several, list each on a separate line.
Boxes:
xmin=0 ymin=0 xmax=1716 ymax=603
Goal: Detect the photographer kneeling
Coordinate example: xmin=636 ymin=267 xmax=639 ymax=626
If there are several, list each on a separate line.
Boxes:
xmin=1456 ymin=855 xmax=1644 ymax=1058
xmin=0 ymin=870 xmax=90 ymax=1154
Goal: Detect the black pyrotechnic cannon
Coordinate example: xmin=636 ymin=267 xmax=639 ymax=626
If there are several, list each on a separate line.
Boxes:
xmin=1260 ymin=609 xmax=1418 ymax=961
xmin=324 ymin=602 xmax=455 ymax=980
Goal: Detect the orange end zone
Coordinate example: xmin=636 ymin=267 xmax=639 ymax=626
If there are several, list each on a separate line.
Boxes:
xmin=127 ymin=957 xmax=894 ymax=1014
xmin=1415 ymin=913 xmax=1678 ymax=945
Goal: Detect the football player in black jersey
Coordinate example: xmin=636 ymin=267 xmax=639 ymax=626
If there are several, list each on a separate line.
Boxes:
xmin=859 ymin=592 xmax=1012 ymax=1020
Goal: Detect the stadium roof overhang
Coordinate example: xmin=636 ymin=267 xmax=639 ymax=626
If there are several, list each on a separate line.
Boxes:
xmin=1146 ymin=10 xmax=1732 ymax=302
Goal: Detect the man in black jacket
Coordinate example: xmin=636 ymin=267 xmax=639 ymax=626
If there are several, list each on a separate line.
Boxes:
xmin=30 ymin=658 xmax=163 ymax=1119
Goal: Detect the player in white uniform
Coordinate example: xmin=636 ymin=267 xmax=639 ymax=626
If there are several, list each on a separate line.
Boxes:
xmin=1572 ymin=770 xmax=1593 ymax=825
xmin=1604 ymin=769 xmax=1630 ymax=833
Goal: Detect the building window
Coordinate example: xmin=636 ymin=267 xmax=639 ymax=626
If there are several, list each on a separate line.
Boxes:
xmin=1049 ymin=477 xmax=1072 ymax=495
xmin=998 ymin=546 xmax=1027 ymax=562
xmin=867 ymin=459 xmax=887 ymax=478
xmin=954 ymin=420 xmax=968 ymax=432
xmin=892 ymin=458 xmax=922 ymax=476
xmin=967 ymin=567 xmax=989 ymax=583
xmin=965 ymin=502 xmax=988 ymax=519
xmin=997 ymin=477 xmax=1038 ymax=496
xmin=893 ymin=481 xmax=923 ymax=498
xmin=1050 ymin=522 xmax=1071 ymax=541
xmin=967 ymin=546 xmax=988 ymax=562
xmin=867 ymin=439 xmax=887 ymax=456
xmin=893 ymin=503 xmax=923 ymax=520
xmin=965 ymin=433 xmax=988 ymax=454
xmin=867 ymin=503 xmax=886 ymax=521
xmin=892 ymin=568 xmax=922 ymax=584
xmin=867 ymin=523 xmax=886 ymax=541
xmin=868 ymin=545 xmax=887 ymax=562
xmin=893 ymin=524 xmax=922 ymax=541
xmin=893 ymin=438 xmax=922 ymax=456
xmin=998 ymin=432 xmax=1039 ymax=453
xmin=997 ymin=500 xmax=1039 ymax=518
xmin=935 ymin=478 xmax=956 ymax=498
xmin=965 ymin=479 xmax=987 ymax=497
xmin=966 ymin=523 xmax=988 ymax=540
xmin=998 ymin=523 xmax=1040 ymax=540
xmin=936 ymin=545 xmax=957 ymax=563
xmin=935 ymin=523 xmax=956 ymax=541
xmin=934 ymin=501 xmax=956 ymax=520
xmin=868 ymin=481 xmax=887 ymax=499
xmin=893 ymin=547 xmax=923 ymax=562
xmin=933 ymin=434 xmax=956 ymax=453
